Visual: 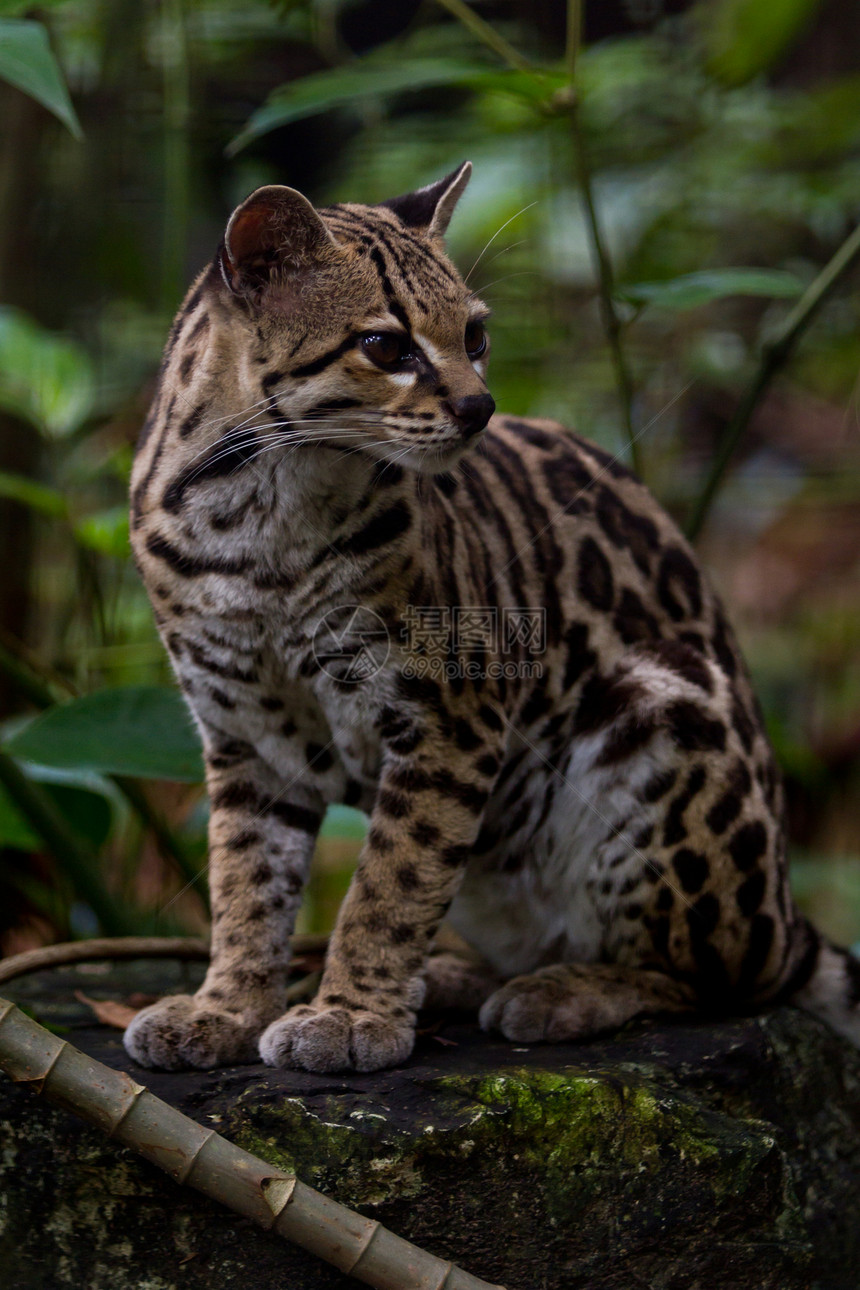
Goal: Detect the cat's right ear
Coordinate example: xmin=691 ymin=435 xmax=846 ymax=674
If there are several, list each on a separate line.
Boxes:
xmin=220 ymin=185 xmax=338 ymax=300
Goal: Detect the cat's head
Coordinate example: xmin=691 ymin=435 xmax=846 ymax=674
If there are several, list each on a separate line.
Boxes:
xmin=212 ymin=162 xmax=494 ymax=472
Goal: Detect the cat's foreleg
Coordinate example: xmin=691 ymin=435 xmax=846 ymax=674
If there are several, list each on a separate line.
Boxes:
xmin=124 ymin=745 xmax=323 ymax=1070
xmin=259 ymin=743 xmax=500 ymax=1072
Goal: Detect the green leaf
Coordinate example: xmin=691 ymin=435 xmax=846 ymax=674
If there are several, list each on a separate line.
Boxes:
xmin=705 ymin=0 xmax=825 ymax=86
xmin=765 ymin=74 xmax=860 ymax=164
xmin=44 ymin=782 xmax=113 ymax=850
xmin=0 ymin=470 xmax=67 ymax=518
xmin=0 ymin=777 xmax=39 ymax=848
xmin=0 ymin=307 xmax=95 ymax=438
xmin=0 ymin=19 xmax=82 ymax=138
xmin=617 ymin=269 xmax=806 ymax=312
xmin=0 ymin=0 xmax=69 ymax=15
xmin=74 ymin=507 xmax=131 ymax=558
xmin=6 ymin=687 xmax=205 ymax=783
xmin=228 ymin=57 xmax=543 ymax=154
xmin=0 ymin=770 xmax=114 ymax=851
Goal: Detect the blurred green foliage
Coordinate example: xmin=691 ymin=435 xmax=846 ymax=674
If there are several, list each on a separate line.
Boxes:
xmin=0 ymin=0 xmax=857 ymax=949
xmin=0 ymin=14 xmax=81 ymax=137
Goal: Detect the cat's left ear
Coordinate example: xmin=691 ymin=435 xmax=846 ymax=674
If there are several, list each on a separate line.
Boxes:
xmin=381 ymin=161 xmax=472 ymax=239
xmin=220 ymin=185 xmax=338 ymax=299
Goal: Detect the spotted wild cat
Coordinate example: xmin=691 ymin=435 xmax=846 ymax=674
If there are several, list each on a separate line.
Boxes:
xmin=124 ymin=163 xmax=859 ymax=1073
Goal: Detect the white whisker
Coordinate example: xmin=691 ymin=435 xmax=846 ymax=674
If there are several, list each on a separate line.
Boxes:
xmin=189 ymin=427 xmax=371 ymax=472
xmin=237 ymin=432 xmax=373 ymax=472
xmin=182 ymin=407 xmax=382 ymax=468
xmin=472 ymin=270 xmax=541 ymax=295
xmin=191 ymin=392 xmax=279 ymax=438
xmin=478 ymin=239 xmax=529 ymax=272
xmin=465 ymin=202 xmax=538 ymax=285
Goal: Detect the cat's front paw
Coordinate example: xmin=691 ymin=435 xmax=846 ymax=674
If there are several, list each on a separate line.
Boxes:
xmin=123 ymin=995 xmax=260 ymax=1070
xmin=259 ymin=1004 xmax=414 ymax=1073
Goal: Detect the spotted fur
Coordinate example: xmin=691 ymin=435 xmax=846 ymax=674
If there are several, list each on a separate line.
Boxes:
xmin=124 ymin=163 xmax=858 ymax=1074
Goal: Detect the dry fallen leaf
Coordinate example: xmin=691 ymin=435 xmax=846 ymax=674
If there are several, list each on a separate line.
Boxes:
xmin=75 ymin=990 xmax=143 ymax=1029
xmin=126 ymin=992 xmax=161 ymax=1008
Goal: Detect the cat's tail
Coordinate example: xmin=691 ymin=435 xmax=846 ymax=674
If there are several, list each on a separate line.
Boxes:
xmin=785 ymin=917 xmax=860 ymax=1046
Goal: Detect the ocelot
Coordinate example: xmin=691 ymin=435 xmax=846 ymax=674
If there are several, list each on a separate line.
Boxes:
xmin=124 ymin=163 xmax=858 ymax=1073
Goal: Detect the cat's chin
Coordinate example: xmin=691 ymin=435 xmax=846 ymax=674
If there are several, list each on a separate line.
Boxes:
xmin=376 ymin=439 xmax=479 ymax=476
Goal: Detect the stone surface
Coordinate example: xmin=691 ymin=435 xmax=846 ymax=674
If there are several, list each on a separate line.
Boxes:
xmin=1 ymin=960 xmax=860 ymax=1289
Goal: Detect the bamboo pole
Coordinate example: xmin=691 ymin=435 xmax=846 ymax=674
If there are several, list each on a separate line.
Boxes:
xmin=0 ymin=998 xmax=507 ymax=1289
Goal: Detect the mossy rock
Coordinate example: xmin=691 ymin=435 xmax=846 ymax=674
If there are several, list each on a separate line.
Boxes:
xmin=1 ymin=961 xmax=860 ymax=1288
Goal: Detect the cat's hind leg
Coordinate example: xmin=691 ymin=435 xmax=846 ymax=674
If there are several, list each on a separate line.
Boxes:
xmin=422 ymin=950 xmax=503 ymax=1012
xmin=480 ymin=962 xmax=694 ymax=1042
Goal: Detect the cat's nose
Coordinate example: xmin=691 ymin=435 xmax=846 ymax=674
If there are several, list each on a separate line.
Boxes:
xmin=444 ymin=393 xmax=495 ymax=439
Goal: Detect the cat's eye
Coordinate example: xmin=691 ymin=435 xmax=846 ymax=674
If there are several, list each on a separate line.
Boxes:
xmin=464 ymin=320 xmax=487 ymax=359
xmin=362 ymin=332 xmax=411 ymax=370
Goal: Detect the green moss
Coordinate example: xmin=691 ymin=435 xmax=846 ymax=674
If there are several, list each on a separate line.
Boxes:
xmin=230 ymin=1088 xmax=426 ymax=1206
xmin=227 ymin=1061 xmax=803 ymax=1246
xmin=433 ymin=1066 xmax=789 ymax=1226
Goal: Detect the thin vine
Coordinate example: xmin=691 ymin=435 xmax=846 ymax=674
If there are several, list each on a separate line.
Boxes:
xmin=686 ymin=218 xmax=860 ymax=540
xmin=433 ymin=0 xmax=641 ymax=475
